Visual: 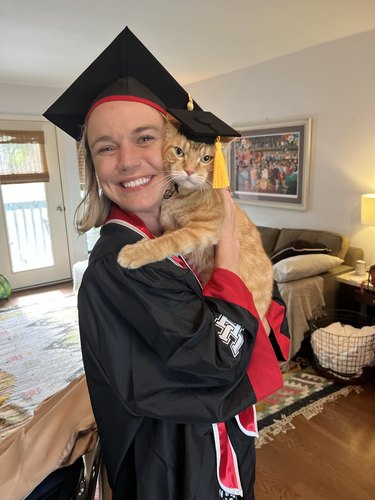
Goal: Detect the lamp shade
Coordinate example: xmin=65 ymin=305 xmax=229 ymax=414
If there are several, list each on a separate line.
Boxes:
xmin=361 ymin=194 xmax=375 ymax=225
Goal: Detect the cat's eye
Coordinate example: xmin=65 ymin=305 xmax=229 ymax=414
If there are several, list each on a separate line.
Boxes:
xmin=174 ymin=147 xmax=185 ymax=158
xmin=201 ymin=155 xmax=213 ymax=164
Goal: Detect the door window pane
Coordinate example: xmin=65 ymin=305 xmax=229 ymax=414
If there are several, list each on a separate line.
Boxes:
xmin=1 ymin=183 xmax=54 ymax=272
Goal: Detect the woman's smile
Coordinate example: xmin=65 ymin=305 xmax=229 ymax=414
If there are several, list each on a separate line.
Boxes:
xmin=120 ymin=175 xmax=152 ymax=189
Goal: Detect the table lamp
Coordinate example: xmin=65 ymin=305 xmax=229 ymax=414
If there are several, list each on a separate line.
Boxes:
xmin=361 ymin=193 xmax=375 ymax=286
xmin=361 ymin=193 xmax=375 ymax=225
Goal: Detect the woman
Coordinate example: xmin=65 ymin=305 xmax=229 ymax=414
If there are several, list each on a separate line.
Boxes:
xmin=44 ymin=27 xmax=289 ymax=500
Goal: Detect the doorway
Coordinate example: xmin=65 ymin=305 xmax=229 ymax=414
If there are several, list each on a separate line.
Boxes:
xmin=0 ymin=119 xmax=72 ymax=289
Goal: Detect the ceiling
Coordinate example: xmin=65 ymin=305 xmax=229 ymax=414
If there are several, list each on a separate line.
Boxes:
xmin=1 ymin=0 xmax=375 ymax=89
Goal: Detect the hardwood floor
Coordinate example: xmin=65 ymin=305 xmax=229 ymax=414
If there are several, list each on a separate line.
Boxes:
xmin=1 ymin=281 xmax=73 ymax=308
xmin=255 ymin=381 xmax=375 ymax=500
xmin=2 ymin=284 xmax=374 ymax=499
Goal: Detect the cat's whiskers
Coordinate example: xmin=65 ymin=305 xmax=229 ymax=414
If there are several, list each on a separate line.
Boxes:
xmin=161 ymin=175 xmax=176 ymax=186
xmin=152 ymin=173 xmax=173 ymax=193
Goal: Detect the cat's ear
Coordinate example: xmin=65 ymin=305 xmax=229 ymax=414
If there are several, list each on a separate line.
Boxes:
xmin=164 ymin=120 xmax=178 ymax=142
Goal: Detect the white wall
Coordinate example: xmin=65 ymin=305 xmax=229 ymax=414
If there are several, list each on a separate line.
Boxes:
xmin=186 ymin=30 xmax=375 ymax=265
xmin=0 ymin=83 xmax=88 ymax=267
xmin=1 ymin=30 xmax=374 ymax=267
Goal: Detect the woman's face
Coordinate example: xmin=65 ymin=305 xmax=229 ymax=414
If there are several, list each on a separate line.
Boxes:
xmin=87 ymin=100 xmax=167 ymax=223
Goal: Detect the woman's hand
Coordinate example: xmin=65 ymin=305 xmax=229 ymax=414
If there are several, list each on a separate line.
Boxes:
xmin=214 ymin=190 xmax=241 ymax=275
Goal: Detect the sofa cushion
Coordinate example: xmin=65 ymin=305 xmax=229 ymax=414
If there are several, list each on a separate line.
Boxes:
xmin=270 ymin=239 xmax=332 ymax=264
xmin=257 ymin=227 xmax=281 ymax=256
xmin=273 ymin=229 xmax=350 ymax=260
xmin=273 ymin=254 xmax=344 ymax=283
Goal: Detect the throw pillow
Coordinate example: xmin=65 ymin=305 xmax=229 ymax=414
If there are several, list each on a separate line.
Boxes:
xmin=271 ymin=239 xmax=332 ymax=264
xmin=273 ymin=254 xmax=344 ymax=283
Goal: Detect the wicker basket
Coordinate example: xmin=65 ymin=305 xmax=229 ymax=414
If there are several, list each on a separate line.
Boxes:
xmin=310 ymin=310 xmax=375 ymax=384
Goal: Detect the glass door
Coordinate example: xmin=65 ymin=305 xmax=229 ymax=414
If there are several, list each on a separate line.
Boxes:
xmin=0 ymin=119 xmax=71 ymax=290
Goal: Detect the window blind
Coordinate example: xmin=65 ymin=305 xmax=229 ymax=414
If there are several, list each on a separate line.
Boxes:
xmin=0 ymin=130 xmax=50 ymax=184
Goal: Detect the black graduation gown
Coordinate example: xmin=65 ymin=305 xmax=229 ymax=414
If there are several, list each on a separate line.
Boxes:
xmin=78 ymin=208 xmax=289 ymax=499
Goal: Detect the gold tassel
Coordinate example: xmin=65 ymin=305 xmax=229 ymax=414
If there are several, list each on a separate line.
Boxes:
xmin=187 ymin=93 xmax=194 ymax=111
xmin=213 ymin=137 xmax=230 ymax=189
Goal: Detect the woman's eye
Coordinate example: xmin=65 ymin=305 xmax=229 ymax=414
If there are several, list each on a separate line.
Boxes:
xmin=97 ymin=146 xmax=115 ymax=154
xmin=201 ymin=155 xmax=213 ymax=164
xmin=174 ymin=147 xmax=185 ymax=158
xmin=138 ymin=135 xmax=154 ymax=144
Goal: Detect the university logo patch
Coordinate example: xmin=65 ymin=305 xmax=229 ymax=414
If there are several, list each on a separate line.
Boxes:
xmin=214 ymin=314 xmax=244 ymax=357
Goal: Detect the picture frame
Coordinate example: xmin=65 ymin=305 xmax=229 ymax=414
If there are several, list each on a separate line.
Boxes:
xmin=229 ymin=119 xmax=312 ymax=210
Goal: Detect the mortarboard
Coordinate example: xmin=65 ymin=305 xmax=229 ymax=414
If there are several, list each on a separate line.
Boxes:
xmin=43 ymin=26 xmax=240 ymax=187
xmin=43 ymin=27 xmax=204 ymax=140
xmin=168 ymin=109 xmax=240 ymax=144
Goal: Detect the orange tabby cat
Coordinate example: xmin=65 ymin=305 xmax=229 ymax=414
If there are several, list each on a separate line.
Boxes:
xmin=118 ymin=121 xmax=273 ymax=319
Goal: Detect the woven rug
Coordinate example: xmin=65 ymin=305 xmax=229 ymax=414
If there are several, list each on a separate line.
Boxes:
xmin=0 ymin=294 xmax=83 ymax=440
xmin=255 ymin=359 xmax=362 ymax=448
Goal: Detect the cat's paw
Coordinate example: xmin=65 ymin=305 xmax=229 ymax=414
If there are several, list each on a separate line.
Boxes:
xmin=117 ymin=243 xmax=151 ymax=269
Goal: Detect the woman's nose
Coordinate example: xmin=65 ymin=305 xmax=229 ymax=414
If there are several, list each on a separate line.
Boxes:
xmin=117 ymin=144 xmax=141 ymax=171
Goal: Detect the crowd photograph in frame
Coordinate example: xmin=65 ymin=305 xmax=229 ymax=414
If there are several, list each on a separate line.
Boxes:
xmin=230 ymin=119 xmax=312 ymax=210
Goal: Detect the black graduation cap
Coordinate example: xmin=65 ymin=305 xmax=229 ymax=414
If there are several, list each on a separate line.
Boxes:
xmin=43 ymin=26 xmax=240 ymax=147
xmin=43 ymin=27 xmax=200 ymax=140
xmin=168 ymin=109 xmax=240 ymax=144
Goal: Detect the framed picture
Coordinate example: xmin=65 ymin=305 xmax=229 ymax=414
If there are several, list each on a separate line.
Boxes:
xmin=229 ymin=119 xmax=312 ymax=210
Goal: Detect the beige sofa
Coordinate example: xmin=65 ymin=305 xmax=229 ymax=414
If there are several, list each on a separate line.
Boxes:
xmin=258 ymin=227 xmax=364 ymax=359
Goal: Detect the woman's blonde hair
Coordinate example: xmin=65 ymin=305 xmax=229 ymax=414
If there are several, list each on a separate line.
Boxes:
xmin=74 ymin=127 xmax=112 ymax=234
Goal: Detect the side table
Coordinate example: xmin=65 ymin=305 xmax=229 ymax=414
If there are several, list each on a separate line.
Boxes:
xmin=336 ymin=271 xmax=375 ymax=317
